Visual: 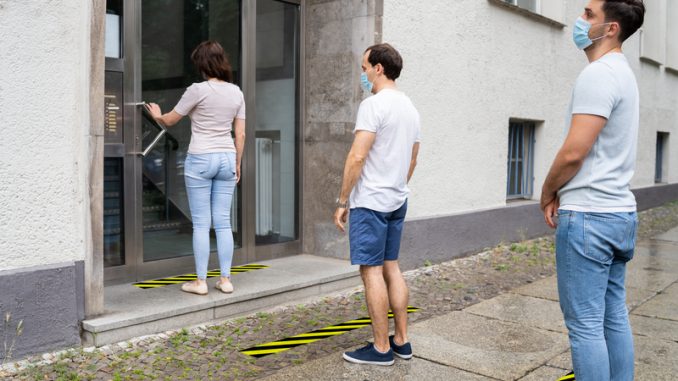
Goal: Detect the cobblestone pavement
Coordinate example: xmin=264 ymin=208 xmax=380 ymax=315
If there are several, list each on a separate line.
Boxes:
xmin=2 ymin=202 xmax=677 ymax=381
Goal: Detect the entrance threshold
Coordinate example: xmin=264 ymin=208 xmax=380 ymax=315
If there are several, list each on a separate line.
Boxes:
xmin=82 ymin=255 xmax=360 ymax=347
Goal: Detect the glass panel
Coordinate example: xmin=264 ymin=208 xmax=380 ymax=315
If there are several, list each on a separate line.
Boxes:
xmin=104 ymin=158 xmax=124 ymax=267
xmin=517 ymin=0 xmax=538 ymax=12
xmin=141 ymin=0 xmax=242 ymax=262
xmin=105 ymin=0 xmax=122 ymax=58
xmin=255 ymin=0 xmax=299 ymax=245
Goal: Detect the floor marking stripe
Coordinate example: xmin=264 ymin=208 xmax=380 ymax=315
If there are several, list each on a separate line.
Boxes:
xmin=257 ymin=339 xmax=320 ymax=346
xmin=241 ymin=306 xmax=420 ymax=358
xmin=288 ymin=332 xmax=345 ymax=338
xmin=133 ymin=265 xmax=269 ymax=289
xmin=322 ymin=324 xmax=369 ymax=329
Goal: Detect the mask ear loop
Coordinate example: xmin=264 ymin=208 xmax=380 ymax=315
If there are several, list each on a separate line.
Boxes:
xmin=590 ymin=22 xmax=616 ymax=42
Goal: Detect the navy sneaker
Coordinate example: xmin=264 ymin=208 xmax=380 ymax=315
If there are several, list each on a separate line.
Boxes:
xmin=342 ymin=343 xmax=394 ymax=366
xmin=389 ymin=335 xmax=413 ymax=359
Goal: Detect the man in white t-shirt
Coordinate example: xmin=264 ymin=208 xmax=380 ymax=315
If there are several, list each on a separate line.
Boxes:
xmin=334 ymin=43 xmax=421 ymax=366
xmin=540 ymin=1 xmax=645 ymax=380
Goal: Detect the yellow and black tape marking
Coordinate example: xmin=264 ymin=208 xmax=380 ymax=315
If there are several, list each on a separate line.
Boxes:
xmin=240 ymin=306 xmax=420 ymax=358
xmin=132 ymin=264 xmax=269 ymax=289
xmin=557 ymin=371 xmax=575 ymax=381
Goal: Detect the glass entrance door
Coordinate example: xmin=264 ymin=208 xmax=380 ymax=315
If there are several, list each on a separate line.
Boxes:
xmin=104 ymin=0 xmax=301 ymax=283
xmin=140 ymin=0 xmax=243 ymax=264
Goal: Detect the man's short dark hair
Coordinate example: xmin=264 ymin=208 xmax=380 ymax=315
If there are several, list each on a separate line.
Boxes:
xmin=365 ymin=43 xmax=403 ymax=81
xmin=602 ymin=0 xmax=645 ymax=42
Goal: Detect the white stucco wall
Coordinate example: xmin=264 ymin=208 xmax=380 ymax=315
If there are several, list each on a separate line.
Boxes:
xmin=383 ymin=0 xmax=678 ymax=220
xmin=0 ymin=1 xmax=92 ymax=270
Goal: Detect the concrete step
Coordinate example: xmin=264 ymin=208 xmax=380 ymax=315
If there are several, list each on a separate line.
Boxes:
xmin=82 ymin=255 xmax=360 ymax=347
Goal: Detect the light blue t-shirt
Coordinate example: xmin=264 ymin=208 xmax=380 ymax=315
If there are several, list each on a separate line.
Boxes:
xmin=559 ymin=53 xmax=639 ymax=212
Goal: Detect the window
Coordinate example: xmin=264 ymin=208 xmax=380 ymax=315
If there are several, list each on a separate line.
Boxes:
xmin=504 ymin=0 xmax=538 ymax=13
xmin=656 ymin=132 xmax=669 ymax=183
xmin=507 ymin=121 xmax=536 ymax=199
xmin=492 ymin=0 xmax=564 ymax=26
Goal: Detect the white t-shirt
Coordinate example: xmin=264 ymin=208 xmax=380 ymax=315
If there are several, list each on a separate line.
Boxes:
xmin=349 ymin=88 xmax=421 ymax=213
xmin=174 ymin=81 xmax=246 ymax=154
xmin=559 ymin=53 xmax=639 ymax=213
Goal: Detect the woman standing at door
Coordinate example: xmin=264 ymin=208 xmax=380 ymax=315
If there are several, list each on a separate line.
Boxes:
xmin=146 ymin=40 xmax=246 ymax=295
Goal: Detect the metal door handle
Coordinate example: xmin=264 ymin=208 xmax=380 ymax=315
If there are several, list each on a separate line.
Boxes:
xmin=135 ymin=102 xmax=168 ymax=157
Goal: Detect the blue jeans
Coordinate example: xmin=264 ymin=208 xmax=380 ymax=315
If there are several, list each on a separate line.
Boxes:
xmin=556 ymin=210 xmax=638 ymax=381
xmin=184 ymin=152 xmax=237 ymax=280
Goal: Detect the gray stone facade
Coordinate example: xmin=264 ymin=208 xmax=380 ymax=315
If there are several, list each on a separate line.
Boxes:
xmin=302 ymin=0 xmax=383 ymax=259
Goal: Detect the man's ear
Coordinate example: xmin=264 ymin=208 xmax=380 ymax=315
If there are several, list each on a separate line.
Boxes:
xmin=609 ymin=22 xmax=621 ymax=40
xmin=375 ymin=63 xmax=384 ymax=76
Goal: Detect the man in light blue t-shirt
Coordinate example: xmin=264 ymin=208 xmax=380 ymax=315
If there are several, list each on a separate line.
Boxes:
xmin=540 ymin=1 xmax=645 ymax=380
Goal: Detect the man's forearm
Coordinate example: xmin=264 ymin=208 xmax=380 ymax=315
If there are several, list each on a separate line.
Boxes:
xmin=338 ymin=155 xmax=365 ymax=203
xmin=542 ymin=151 xmax=585 ymax=199
xmin=407 ymin=160 xmax=417 ymax=183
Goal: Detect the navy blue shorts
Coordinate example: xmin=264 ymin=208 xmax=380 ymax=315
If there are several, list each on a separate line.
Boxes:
xmin=349 ymin=200 xmax=408 ymax=266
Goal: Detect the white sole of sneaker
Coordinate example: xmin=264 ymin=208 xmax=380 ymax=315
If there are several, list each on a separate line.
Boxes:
xmin=342 ymin=353 xmax=394 ymax=366
xmin=394 ymin=352 xmax=412 ymax=360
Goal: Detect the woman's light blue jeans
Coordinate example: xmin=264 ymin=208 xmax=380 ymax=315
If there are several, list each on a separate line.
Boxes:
xmin=184 ymin=152 xmax=237 ymax=280
xmin=556 ymin=210 xmax=638 ymax=381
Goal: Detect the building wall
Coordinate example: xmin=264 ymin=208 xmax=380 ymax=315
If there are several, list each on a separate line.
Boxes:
xmin=381 ymin=0 xmax=678 ymax=220
xmin=302 ymin=0 xmax=382 ymax=257
xmin=0 ymin=0 xmax=92 ymax=359
xmin=0 ymin=1 xmax=93 ymax=270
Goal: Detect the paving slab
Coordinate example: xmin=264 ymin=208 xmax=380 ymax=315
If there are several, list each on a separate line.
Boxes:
xmin=634 ymin=336 xmax=678 ymax=380
xmin=625 ymin=264 xmax=678 ymax=293
xmin=408 ymin=311 xmax=569 ymax=381
xmin=518 ymin=366 xmax=571 ymax=381
xmin=630 ymin=314 xmax=678 ymax=342
xmin=546 ymin=350 xmax=571 ymax=371
xmin=628 ymin=243 xmax=678 ymax=272
xmin=511 ymin=276 xmax=656 ymax=310
xmin=512 ymin=276 xmax=560 ymax=301
xmin=634 ymin=242 xmax=678 ymax=260
xmin=632 ymin=282 xmax=678 ymax=321
xmin=465 ymin=293 xmax=566 ymax=333
xmin=544 ymin=333 xmax=678 ymax=378
xmin=653 ymin=226 xmax=678 ymax=243
xmin=257 ymin=352 xmax=493 ymax=381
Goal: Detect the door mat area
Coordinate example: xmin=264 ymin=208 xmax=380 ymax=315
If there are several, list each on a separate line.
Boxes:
xmin=132 ymin=264 xmax=269 ymax=289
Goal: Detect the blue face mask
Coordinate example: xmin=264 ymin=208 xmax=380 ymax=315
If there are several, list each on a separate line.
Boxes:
xmin=360 ymin=72 xmax=373 ymax=93
xmin=573 ymin=17 xmax=611 ymax=50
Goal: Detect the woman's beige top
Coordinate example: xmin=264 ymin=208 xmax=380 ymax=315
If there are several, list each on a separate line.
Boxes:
xmin=174 ymin=81 xmax=246 ymax=154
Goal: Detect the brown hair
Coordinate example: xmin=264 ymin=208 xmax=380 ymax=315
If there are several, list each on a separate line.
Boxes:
xmin=190 ymin=40 xmax=233 ymax=83
xmin=602 ymin=0 xmax=645 ymax=42
xmin=364 ymin=43 xmax=403 ymax=81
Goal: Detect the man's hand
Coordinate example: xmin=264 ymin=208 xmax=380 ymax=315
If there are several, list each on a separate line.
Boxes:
xmin=542 ymin=197 xmax=560 ymax=229
xmin=333 ymin=207 xmax=348 ymax=233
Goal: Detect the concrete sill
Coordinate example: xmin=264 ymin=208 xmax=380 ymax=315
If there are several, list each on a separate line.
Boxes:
xmin=487 ymin=0 xmax=566 ymax=29
xmin=639 ymin=56 xmax=663 ymax=67
xmin=665 ymin=66 xmax=678 ymax=76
